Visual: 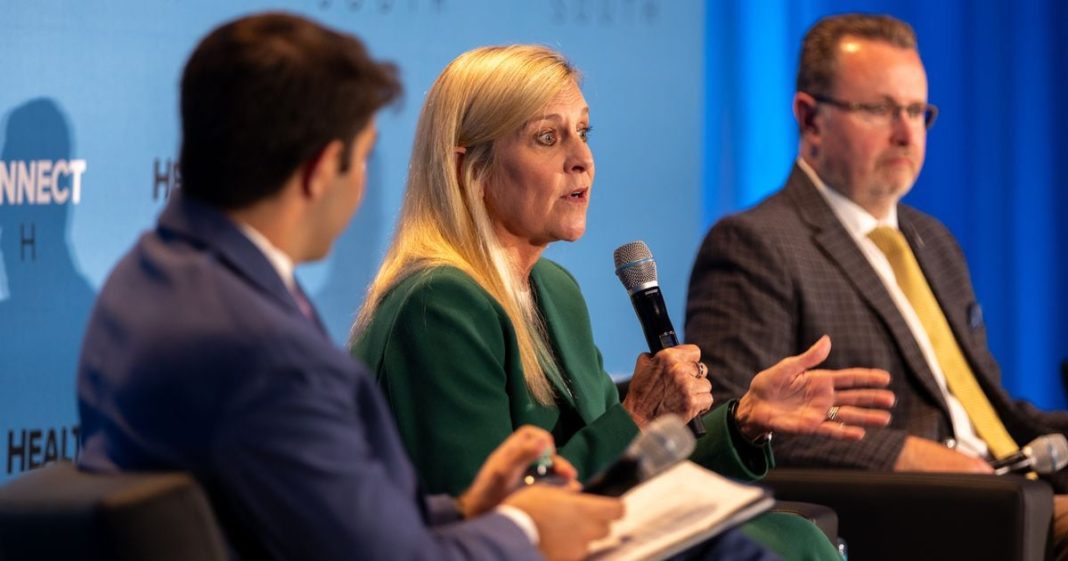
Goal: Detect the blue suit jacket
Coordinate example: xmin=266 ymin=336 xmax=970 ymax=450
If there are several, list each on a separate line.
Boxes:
xmin=77 ymin=193 xmax=538 ymax=561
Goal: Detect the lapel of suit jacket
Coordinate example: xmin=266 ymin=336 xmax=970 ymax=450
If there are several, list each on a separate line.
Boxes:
xmin=900 ymin=211 xmax=1015 ymax=416
xmin=784 ymin=165 xmax=950 ymax=412
xmin=529 ymin=261 xmax=589 ymax=415
xmin=157 ymin=193 xmax=320 ymax=330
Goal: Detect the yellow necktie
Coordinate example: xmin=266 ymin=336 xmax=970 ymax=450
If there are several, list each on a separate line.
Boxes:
xmin=867 ymin=226 xmax=1019 ymax=459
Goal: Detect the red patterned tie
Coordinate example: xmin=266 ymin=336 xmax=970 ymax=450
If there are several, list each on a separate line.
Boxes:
xmin=290 ymin=283 xmax=315 ymax=321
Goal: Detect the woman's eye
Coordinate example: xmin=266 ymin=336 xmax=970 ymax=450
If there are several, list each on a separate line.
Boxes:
xmin=536 ymin=131 xmax=557 ymax=145
xmin=579 ymin=126 xmax=592 ymax=142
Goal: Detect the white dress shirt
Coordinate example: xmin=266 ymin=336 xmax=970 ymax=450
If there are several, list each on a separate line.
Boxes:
xmin=798 ymin=158 xmax=989 ymax=459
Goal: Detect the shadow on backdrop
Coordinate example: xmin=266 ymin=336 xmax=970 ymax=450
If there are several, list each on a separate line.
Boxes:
xmin=0 ymin=98 xmax=94 ymax=481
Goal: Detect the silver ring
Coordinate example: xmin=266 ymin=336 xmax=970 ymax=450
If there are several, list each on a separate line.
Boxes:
xmin=825 ymin=405 xmax=841 ymax=422
xmin=694 ymin=362 xmax=707 ymax=379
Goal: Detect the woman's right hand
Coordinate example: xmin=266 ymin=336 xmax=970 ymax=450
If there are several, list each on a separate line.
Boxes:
xmin=621 ymin=344 xmax=712 ymax=428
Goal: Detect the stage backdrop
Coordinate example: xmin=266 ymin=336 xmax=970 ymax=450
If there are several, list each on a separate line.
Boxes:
xmin=2 ymin=1 xmax=1065 ymax=484
xmin=0 ymin=0 xmax=704 ymax=482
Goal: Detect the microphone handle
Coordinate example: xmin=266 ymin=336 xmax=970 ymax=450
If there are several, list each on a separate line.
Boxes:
xmin=992 ymin=456 xmax=1032 ymax=476
xmin=990 ymin=450 xmax=1028 ymax=470
xmin=630 ymin=287 xmax=706 ymax=437
xmin=583 ymin=457 xmax=642 ymax=497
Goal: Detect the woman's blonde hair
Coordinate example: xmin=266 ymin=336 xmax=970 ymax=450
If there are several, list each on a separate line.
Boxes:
xmin=354 ymin=45 xmax=580 ymax=405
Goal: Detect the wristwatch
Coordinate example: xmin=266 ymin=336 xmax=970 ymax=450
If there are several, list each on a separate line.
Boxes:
xmin=727 ymin=400 xmax=773 ymax=447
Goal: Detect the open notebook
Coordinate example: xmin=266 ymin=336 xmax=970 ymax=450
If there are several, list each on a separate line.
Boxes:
xmin=588 ymin=460 xmax=774 ymax=561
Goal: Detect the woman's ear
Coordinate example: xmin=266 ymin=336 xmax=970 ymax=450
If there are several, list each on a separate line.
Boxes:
xmin=454 ymin=145 xmax=467 ymax=189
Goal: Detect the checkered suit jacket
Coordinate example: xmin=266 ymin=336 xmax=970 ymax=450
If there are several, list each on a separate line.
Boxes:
xmin=685 ymin=165 xmax=1068 ymax=488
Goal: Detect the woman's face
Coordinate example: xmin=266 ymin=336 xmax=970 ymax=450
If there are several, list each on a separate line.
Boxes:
xmin=484 ymin=82 xmax=594 ymax=252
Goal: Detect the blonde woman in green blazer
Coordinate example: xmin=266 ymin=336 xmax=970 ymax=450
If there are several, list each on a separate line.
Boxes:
xmin=352 ymin=45 xmax=894 ymax=561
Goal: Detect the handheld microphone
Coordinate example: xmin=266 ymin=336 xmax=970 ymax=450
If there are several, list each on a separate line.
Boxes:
xmin=613 ymin=241 xmax=705 ymax=437
xmin=584 ymin=415 xmax=695 ymax=496
xmin=991 ymin=433 xmax=1068 ymax=475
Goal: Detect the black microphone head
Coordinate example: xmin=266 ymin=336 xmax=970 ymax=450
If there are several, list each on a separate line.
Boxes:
xmin=1025 ymin=433 xmax=1068 ymax=474
xmin=613 ymin=241 xmax=658 ymax=294
xmin=627 ymin=415 xmax=695 ymax=479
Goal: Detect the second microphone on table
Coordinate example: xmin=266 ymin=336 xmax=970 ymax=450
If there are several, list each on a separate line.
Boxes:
xmin=584 ymin=415 xmax=696 ymax=496
xmin=991 ymin=433 xmax=1068 ymax=476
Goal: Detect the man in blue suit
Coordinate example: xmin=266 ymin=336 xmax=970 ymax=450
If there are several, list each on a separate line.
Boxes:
xmin=75 ymin=13 xmax=636 ymax=561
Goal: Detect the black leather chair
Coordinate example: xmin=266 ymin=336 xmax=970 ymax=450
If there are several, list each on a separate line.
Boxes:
xmin=763 ymin=469 xmax=1053 ymax=561
xmin=0 ymin=461 xmax=227 ymax=561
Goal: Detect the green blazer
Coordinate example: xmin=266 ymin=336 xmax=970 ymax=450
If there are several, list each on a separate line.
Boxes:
xmin=354 ymin=260 xmax=838 ymax=561
xmin=353 ymin=259 xmax=772 ymax=495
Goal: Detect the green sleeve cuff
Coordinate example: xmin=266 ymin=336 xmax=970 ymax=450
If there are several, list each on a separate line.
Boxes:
xmin=690 ymin=400 xmax=775 ymax=481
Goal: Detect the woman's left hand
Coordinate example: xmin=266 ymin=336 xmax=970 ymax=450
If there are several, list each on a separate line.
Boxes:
xmin=734 ymin=335 xmax=895 ymax=441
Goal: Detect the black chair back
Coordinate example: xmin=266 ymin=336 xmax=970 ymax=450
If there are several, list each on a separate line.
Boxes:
xmin=0 ymin=462 xmax=227 ymax=561
xmin=764 ymin=469 xmax=1053 ymax=561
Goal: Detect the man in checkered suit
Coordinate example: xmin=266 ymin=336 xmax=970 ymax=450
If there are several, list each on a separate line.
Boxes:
xmin=685 ymin=13 xmax=1068 ymax=539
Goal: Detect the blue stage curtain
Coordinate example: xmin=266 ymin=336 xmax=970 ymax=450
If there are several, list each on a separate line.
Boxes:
xmin=703 ymin=0 xmax=1068 ymax=409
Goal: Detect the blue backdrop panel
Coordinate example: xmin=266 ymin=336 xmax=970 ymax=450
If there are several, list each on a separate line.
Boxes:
xmin=704 ymin=0 xmax=1068 ymax=412
xmin=0 ymin=0 xmax=703 ymax=482
xmin=3 ymin=0 xmax=1064 ymax=485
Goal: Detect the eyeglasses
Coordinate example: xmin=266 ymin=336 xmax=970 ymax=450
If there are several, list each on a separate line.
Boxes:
xmin=810 ymin=93 xmax=939 ymax=130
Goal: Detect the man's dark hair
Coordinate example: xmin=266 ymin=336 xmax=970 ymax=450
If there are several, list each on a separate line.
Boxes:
xmin=179 ymin=12 xmax=401 ymax=209
xmin=797 ymin=13 xmax=917 ymax=96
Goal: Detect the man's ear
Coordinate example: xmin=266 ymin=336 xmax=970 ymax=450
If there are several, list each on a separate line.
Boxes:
xmin=301 ymin=140 xmax=346 ymax=200
xmin=793 ymin=92 xmax=820 ymax=136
